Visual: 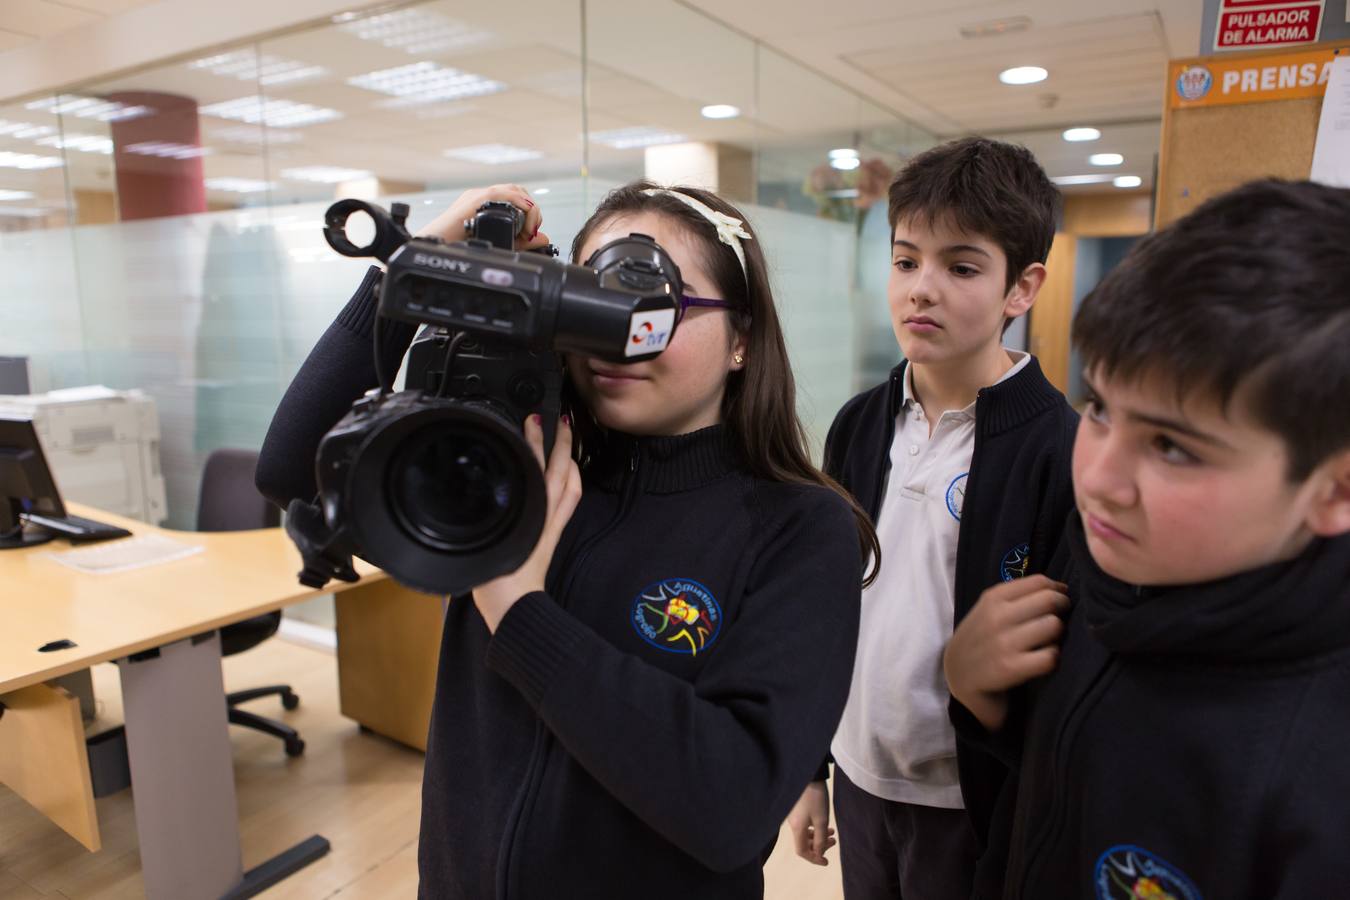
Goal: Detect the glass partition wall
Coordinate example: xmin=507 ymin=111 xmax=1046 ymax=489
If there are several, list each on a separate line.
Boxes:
xmin=0 ymin=0 xmax=934 ymax=527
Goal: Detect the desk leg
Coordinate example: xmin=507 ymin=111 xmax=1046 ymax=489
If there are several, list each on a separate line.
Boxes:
xmin=117 ymin=633 xmax=329 ymax=900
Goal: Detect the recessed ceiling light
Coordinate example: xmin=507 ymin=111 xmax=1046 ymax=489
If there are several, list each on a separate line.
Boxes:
xmin=533 ymin=187 xmax=551 ymax=195
xmin=0 ymin=190 xmax=35 ymax=201
xmin=26 ymin=96 xmax=150 ymax=122
xmin=188 ymin=51 xmax=328 ymax=87
xmin=1113 ymin=175 xmax=1143 ymax=189
xmin=831 ymin=156 xmax=862 ymax=171
xmin=281 ymin=166 xmax=373 ymax=183
xmin=348 ymin=63 xmax=505 ymax=106
xmin=0 ymin=120 xmax=56 ymax=140
xmin=210 ymin=125 xmax=303 ymax=145
xmin=0 ymin=151 xmax=63 ymax=170
xmin=701 ymin=104 xmax=740 ymax=119
xmin=338 ymin=9 xmax=495 ymax=55
xmin=200 ymin=97 xmax=342 ymax=128
xmin=589 ymin=127 xmax=686 ymax=150
xmin=1050 ymin=174 xmax=1117 ymax=186
xmin=443 ymin=144 xmax=543 ymax=165
xmin=35 ymin=134 xmax=115 ymax=154
xmin=828 ymin=148 xmax=859 ymax=161
xmin=204 ymin=177 xmax=275 ymax=193
xmin=960 ymin=16 xmax=1032 ymax=38
xmin=998 ymin=66 xmax=1048 ymax=85
xmin=1062 ymin=127 xmax=1101 ymax=142
xmin=1089 ymin=153 xmax=1124 ymax=166
xmin=125 ymin=141 xmax=209 ymax=160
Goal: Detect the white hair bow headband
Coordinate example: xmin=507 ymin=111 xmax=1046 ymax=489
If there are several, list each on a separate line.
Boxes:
xmin=641 ymin=187 xmax=753 ymax=280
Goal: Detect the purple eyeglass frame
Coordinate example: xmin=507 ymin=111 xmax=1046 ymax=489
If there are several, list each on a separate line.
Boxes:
xmin=678 ymin=294 xmax=737 ymax=323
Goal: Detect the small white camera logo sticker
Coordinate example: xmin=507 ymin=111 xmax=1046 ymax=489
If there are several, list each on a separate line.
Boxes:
xmin=625 ymin=309 xmax=675 ymax=357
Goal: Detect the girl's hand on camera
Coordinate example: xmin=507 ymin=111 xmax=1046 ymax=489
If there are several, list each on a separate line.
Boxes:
xmin=472 ymin=415 xmax=581 ymax=632
xmin=416 ymin=184 xmax=550 ymax=250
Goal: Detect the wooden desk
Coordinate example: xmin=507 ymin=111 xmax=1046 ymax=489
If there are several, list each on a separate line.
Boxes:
xmin=0 ymin=503 xmax=439 ymax=900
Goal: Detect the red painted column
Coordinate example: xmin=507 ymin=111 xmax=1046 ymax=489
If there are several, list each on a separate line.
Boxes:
xmin=107 ymin=92 xmax=207 ymax=221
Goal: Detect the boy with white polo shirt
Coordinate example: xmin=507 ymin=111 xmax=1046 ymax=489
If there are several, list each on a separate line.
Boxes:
xmin=786 ymin=137 xmax=1078 ymax=899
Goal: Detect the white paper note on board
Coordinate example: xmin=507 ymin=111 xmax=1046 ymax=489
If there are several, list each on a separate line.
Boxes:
xmin=1311 ymin=54 xmax=1350 ymax=186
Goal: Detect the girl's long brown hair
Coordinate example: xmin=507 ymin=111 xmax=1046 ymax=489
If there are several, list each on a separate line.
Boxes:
xmin=567 ymin=180 xmax=880 ymax=585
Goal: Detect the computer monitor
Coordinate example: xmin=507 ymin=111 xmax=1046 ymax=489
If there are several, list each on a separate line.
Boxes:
xmin=0 ymin=412 xmax=66 ymax=548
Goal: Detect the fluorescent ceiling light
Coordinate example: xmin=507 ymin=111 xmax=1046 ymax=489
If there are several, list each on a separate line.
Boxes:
xmin=960 ymin=16 xmax=1032 ymax=39
xmin=1113 ymin=175 xmax=1143 ymax=189
xmin=701 ymin=104 xmax=740 ymax=119
xmin=338 ymin=9 xmax=495 ymax=55
xmin=0 ymin=190 xmax=35 ymax=201
xmin=125 ymin=141 xmax=209 ymax=160
xmin=211 ymin=125 xmax=303 ymax=145
xmin=1089 ymin=153 xmax=1124 ymax=166
xmin=828 ymin=148 xmax=859 ymax=161
xmin=1051 ymin=174 xmax=1116 ymax=185
xmin=26 ymin=96 xmax=150 ymax=122
xmin=34 ymin=134 xmax=114 ymax=154
xmin=348 ymin=62 xmax=505 ymax=105
xmin=589 ymin=127 xmax=686 ymax=150
xmin=0 ymin=120 xmax=56 ymax=140
xmin=533 ymin=187 xmax=550 ymax=195
xmin=188 ymin=51 xmax=328 ymax=87
xmin=282 ymin=166 xmax=373 ymax=183
xmin=1062 ymin=127 xmax=1101 ymax=142
xmin=204 ymin=177 xmax=274 ymax=193
xmin=0 ymin=151 xmax=63 ymax=170
xmin=443 ymin=144 xmax=543 ymax=165
xmin=200 ymin=97 xmax=342 ymax=128
xmin=998 ymin=66 xmax=1047 ymax=85
xmin=831 ymin=156 xmax=862 ymax=171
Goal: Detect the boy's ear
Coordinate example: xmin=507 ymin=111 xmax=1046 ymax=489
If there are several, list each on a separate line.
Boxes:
xmin=1305 ymin=449 xmax=1350 ymax=538
xmin=1003 ymin=262 xmax=1047 ymax=320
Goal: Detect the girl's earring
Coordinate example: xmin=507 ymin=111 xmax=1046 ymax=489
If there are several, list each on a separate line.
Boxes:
xmin=733 ymin=353 xmax=745 ymax=366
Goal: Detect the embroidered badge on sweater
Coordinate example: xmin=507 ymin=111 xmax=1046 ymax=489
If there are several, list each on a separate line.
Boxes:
xmin=1094 ymin=845 xmax=1202 ymax=900
xmin=631 ymin=579 xmax=722 ymax=656
xmin=1000 ymin=543 xmax=1031 ymax=581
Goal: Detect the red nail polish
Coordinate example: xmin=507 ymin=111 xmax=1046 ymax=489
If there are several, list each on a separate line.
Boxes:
xmin=532 ymin=414 xmax=542 ymax=425
xmin=526 ymin=200 xmax=534 ymax=208
xmin=562 ymin=414 xmax=571 ymax=426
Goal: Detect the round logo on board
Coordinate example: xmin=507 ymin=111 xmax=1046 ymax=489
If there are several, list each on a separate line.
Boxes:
xmin=1094 ymin=845 xmax=1202 ymax=900
xmin=1176 ymin=66 xmax=1213 ymax=101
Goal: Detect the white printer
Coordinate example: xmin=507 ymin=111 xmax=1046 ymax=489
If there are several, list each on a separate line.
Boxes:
xmin=0 ymin=385 xmax=167 ymax=525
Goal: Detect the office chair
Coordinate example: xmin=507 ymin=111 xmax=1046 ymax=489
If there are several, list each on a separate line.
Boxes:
xmin=199 ymin=448 xmax=304 ymax=757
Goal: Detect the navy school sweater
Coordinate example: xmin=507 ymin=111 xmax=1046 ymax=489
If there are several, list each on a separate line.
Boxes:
xmin=256 ymin=270 xmax=864 ymax=899
xmin=820 ymin=358 xmax=1078 ymax=846
xmin=961 ymin=514 xmax=1350 ymax=898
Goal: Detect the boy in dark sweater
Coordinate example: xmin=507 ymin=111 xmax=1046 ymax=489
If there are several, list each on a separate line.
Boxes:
xmin=945 ymin=179 xmax=1350 ymax=898
xmin=787 ymin=138 xmax=1078 ymax=898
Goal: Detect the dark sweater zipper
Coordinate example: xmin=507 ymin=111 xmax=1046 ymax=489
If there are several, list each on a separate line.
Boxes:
xmin=1013 ymin=657 xmax=1120 ymax=896
xmin=496 ymin=441 xmax=646 ymax=900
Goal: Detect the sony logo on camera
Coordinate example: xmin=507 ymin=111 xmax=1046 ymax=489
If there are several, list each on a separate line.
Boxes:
xmin=413 ymin=253 xmax=472 ymax=274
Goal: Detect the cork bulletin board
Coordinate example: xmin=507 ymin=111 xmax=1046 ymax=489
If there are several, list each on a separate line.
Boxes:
xmin=1157 ymin=44 xmax=1350 ymax=226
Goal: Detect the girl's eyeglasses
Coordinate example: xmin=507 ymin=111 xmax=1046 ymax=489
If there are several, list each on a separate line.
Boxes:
xmin=677 ymin=294 xmax=739 ymax=324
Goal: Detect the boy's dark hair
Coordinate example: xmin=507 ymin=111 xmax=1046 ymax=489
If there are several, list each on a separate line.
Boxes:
xmin=1074 ymin=179 xmax=1350 ymax=481
xmin=887 ymin=137 xmax=1060 ymax=293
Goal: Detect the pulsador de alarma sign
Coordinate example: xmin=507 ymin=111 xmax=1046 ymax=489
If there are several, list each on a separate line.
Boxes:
xmin=1216 ymin=0 xmax=1324 ymax=51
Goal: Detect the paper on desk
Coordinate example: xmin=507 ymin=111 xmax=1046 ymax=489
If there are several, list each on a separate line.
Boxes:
xmin=48 ymin=533 xmax=203 ymax=574
xmin=1311 ymin=55 xmax=1350 ymax=188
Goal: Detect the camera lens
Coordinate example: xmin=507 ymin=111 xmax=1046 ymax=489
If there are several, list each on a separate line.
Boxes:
xmin=389 ymin=425 xmax=524 ymax=551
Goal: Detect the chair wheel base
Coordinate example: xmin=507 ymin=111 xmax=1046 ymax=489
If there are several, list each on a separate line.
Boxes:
xmin=285 ymin=737 xmax=305 ymax=757
xmin=281 ymin=690 xmax=300 ymax=711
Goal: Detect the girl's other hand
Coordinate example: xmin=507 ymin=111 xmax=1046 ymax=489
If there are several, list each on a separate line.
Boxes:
xmin=417 ymin=184 xmax=550 ymax=250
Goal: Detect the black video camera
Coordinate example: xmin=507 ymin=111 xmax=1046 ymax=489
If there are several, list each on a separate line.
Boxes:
xmin=283 ymin=198 xmax=684 ymax=596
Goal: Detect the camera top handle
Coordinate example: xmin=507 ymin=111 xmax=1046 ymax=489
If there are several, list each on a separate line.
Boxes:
xmin=323 ymin=199 xmax=412 ymax=264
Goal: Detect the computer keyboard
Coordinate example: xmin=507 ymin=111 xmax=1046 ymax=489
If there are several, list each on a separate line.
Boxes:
xmin=23 ymin=511 xmax=132 ymax=542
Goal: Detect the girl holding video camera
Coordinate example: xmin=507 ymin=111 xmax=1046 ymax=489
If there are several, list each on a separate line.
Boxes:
xmin=258 ymin=181 xmax=875 ymax=899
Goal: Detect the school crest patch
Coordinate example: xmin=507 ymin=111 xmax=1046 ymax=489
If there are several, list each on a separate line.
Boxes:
xmin=631 ymin=579 xmax=722 ymax=656
xmin=1094 ymin=845 xmax=1202 ymax=900
xmin=1000 ymin=543 xmax=1031 ymax=581
xmin=945 ymin=472 xmax=968 ymax=521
